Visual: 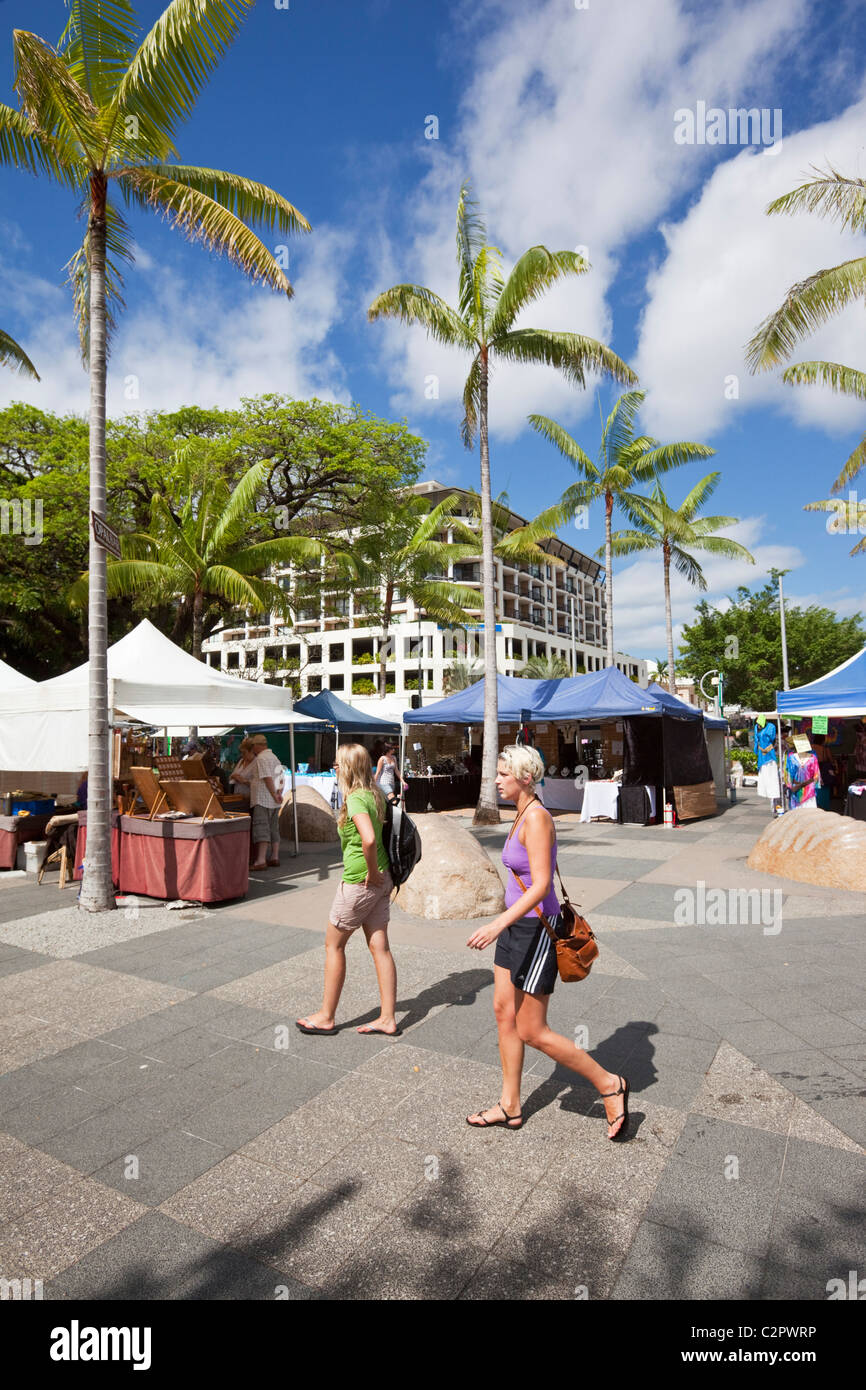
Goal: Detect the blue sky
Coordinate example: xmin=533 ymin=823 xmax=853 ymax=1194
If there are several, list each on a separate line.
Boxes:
xmin=2 ymin=0 xmax=866 ymax=662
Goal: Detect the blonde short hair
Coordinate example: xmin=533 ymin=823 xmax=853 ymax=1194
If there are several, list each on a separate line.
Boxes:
xmin=498 ymin=743 xmax=544 ymax=787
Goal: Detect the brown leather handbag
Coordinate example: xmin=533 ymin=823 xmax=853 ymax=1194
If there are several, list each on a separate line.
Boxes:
xmin=513 ymin=867 xmax=599 ymax=982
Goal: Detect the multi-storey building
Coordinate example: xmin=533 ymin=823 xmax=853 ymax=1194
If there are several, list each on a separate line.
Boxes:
xmin=202 ymin=480 xmax=649 ymax=704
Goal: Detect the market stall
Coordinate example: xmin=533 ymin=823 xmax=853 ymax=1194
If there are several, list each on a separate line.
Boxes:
xmin=776 ymin=646 xmax=866 ymax=813
xmin=115 ymin=813 xmax=250 ymax=902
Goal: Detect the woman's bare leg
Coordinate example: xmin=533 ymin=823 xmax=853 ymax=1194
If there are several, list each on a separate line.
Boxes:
xmin=296 ymin=921 xmax=352 ymax=1029
xmin=468 ymin=965 xmax=524 ymax=1126
xmin=514 ymin=990 xmax=627 ymax=1137
xmin=357 ymin=924 xmax=398 ymax=1033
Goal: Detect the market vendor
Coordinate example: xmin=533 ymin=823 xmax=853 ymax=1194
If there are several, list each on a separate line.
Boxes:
xmin=232 ymin=733 xmax=284 ymax=869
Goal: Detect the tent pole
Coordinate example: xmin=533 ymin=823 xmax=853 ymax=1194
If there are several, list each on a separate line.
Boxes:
xmin=289 ymin=723 xmax=298 ymax=857
xmin=775 ymin=710 xmax=786 ymax=814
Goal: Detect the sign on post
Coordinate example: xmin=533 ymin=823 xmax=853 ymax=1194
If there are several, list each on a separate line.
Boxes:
xmin=91 ymin=512 xmax=121 ymax=559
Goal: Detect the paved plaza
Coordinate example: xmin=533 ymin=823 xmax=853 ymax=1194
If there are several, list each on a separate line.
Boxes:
xmin=0 ymin=791 xmax=863 ymax=1301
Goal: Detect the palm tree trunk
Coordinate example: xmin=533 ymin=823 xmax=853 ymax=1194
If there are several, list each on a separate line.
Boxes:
xmin=79 ymin=172 xmax=114 ymax=913
xmin=192 ymin=588 xmax=204 ymax=661
xmin=604 ymin=491 xmax=614 ymax=666
xmin=379 ymin=583 xmax=393 ymax=700
xmin=663 ymin=542 xmax=676 ymax=696
xmin=474 ymin=346 xmax=500 ymax=825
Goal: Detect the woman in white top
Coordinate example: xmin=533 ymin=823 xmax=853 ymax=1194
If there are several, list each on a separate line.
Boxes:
xmin=374 ymin=741 xmax=401 ymax=805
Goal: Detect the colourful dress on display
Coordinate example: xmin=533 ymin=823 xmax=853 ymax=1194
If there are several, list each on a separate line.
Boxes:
xmin=785 ymin=750 xmax=820 ymax=809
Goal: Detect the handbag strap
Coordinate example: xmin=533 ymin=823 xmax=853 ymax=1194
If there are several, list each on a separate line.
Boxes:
xmin=508 ymin=793 xmax=575 ymax=908
xmin=511 ymin=870 xmax=558 ymax=946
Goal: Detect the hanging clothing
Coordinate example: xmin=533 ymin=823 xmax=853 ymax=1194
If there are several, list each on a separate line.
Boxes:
xmin=753 ymin=721 xmax=778 ymax=768
xmin=854 ymin=725 xmax=866 ymax=777
xmin=785 ymin=750 xmax=820 ymax=809
xmin=753 ymin=721 xmax=780 ymax=799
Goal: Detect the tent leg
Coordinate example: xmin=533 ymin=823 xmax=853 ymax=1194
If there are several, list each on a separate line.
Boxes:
xmin=289 ymin=724 xmax=298 ymax=858
xmin=775 ymin=711 xmax=786 ymax=813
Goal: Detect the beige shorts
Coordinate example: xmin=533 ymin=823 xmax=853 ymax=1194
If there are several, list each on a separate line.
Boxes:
xmin=330 ymin=871 xmax=393 ymax=931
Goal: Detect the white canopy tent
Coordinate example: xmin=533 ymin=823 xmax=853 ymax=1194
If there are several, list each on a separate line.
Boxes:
xmin=0 ymin=657 xmax=35 ymax=690
xmin=0 ymin=620 xmax=321 ymax=854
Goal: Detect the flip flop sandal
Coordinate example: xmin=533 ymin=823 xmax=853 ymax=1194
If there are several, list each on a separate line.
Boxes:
xmin=466 ymin=1102 xmax=523 ymax=1129
xmin=295 ymin=1021 xmax=337 ymax=1036
xmin=600 ymin=1075 xmax=630 ymax=1142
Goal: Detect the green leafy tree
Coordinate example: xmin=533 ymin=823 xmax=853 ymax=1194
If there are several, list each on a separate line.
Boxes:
xmin=0 ymin=329 xmax=39 ymax=378
xmin=369 ymin=182 xmax=634 ymax=821
xmin=678 ymin=573 xmax=865 ymax=708
xmin=530 ymin=391 xmax=715 ymax=666
xmin=608 ymin=473 xmax=755 ymax=693
xmin=747 ymin=166 xmax=866 ymax=490
xmin=70 ymin=448 xmax=323 ymax=659
xmin=1 ymin=0 xmax=310 ymax=910
xmin=444 ymin=658 xmax=483 ymax=693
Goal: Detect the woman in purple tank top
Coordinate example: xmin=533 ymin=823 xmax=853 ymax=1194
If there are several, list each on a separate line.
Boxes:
xmin=466 ymin=744 xmax=630 ymax=1140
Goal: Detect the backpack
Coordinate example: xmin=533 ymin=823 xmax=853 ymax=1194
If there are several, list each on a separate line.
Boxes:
xmin=383 ymin=801 xmax=422 ymax=888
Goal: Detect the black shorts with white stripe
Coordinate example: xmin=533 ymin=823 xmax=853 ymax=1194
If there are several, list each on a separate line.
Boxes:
xmin=494 ymin=916 xmax=558 ymax=996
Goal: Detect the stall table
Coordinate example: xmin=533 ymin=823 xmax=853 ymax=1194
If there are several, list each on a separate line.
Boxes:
xmin=579 ymin=782 xmax=657 ymax=824
xmin=405 ymin=773 xmax=481 ymax=813
xmin=0 ymin=812 xmax=55 ymax=869
xmin=74 ymin=810 xmax=121 ymax=883
xmin=117 ymin=813 xmax=250 ymax=902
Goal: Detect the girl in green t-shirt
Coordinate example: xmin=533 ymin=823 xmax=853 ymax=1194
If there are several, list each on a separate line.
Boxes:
xmin=296 ymin=743 xmax=400 ymax=1037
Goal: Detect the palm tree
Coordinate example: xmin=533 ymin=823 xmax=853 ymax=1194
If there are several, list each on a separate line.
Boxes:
xmin=70 ymin=452 xmax=324 ymax=658
xmin=444 ymin=658 xmax=483 ymax=693
xmin=324 ymin=492 xmax=486 ymax=700
xmin=608 ymin=473 xmax=755 ymax=693
xmin=368 ymin=183 xmax=634 ymax=822
xmin=0 ymin=329 xmax=39 ymax=379
xmin=530 ymin=390 xmax=716 ymax=666
xmin=519 ymin=653 xmax=570 ymax=679
xmin=802 ymin=495 xmax=866 ymax=556
xmin=1 ymin=1 xmax=309 ymax=911
xmin=747 ymin=166 xmax=866 ymax=491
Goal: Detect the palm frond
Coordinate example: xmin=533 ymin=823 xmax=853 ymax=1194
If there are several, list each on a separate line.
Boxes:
xmin=0 ymin=328 xmax=40 ymax=379
xmin=455 ymin=181 xmax=487 ymax=323
xmin=831 ymin=433 xmax=866 ymax=493
xmin=113 ymin=0 xmax=252 ymax=148
xmin=747 ymin=257 xmax=866 ymax=371
xmin=129 ymin=163 xmax=310 ymax=237
xmin=59 ymin=0 xmax=140 ymax=107
xmin=781 ymin=359 xmax=866 ymax=400
xmin=527 ymin=414 xmax=598 ymax=477
xmin=669 ymin=544 xmax=707 ymax=589
xmin=0 ymin=103 xmax=83 ymax=187
xmin=368 ymin=282 xmax=475 ymax=348
xmin=674 ymin=471 xmax=722 ymax=522
xmin=226 ymin=536 xmax=325 ymax=576
xmin=600 ymin=389 xmax=645 ymax=466
xmin=766 ymin=165 xmax=866 ymax=234
xmin=13 ymin=29 xmax=103 ymax=165
xmin=633 ymin=440 xmax=715 ymax=481
xmin=498 ymin=329 xmax=636 ymax=388
xmin=461 ymin=351 xmax=481 ymax=448
xmin=491 ymin=246 xmax=588 ymax=337
xmin=63 ymin=193 xmax=134 ymax=361
xmin=119 ymin=167 xmax=292 ymax=293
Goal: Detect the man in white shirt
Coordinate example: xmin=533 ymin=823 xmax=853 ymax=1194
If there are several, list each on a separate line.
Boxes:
xmin=234 ymin=733 xmax=284 ymax=868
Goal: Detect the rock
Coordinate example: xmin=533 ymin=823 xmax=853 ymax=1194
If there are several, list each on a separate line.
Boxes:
xmin=394 ymin=813 xmax=505 ymax=920
xmin=746 ymin=807 xmax=866 ymax=891
xmin=279 ymin=785 xmax=339 ymax=843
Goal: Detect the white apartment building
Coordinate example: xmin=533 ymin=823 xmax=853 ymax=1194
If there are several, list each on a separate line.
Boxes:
xmin=202 ymin=480 xmax=649 ymax=706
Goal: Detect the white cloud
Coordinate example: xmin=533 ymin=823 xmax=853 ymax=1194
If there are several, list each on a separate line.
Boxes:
xmin=372 ymin=0 xmax=809 ymax=440
xmin=0 ymin=227 xmax=353 ymax=417
xmin=635 ymin=92 xmax=866 ymax=438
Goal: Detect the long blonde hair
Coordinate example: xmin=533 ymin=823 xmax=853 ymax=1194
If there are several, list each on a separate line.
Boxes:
xmin=335 ymin=743 xmax=386 ymax=829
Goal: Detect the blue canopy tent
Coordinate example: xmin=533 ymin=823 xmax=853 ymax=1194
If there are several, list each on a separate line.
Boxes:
xmin=644 ymin=681 xmax=728 ymax=730
xmin=404 ymin=667 xmax=717 ymax=815
xmin=295 ymin=690 xmax=402 ymax=736
xmin=776 ymin=647 xmax=866 ymax=718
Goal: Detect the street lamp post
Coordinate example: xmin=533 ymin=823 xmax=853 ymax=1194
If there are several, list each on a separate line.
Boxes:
xmin=569 ymin=592 xmax=577 ymax=675
xmin=779 ymin=574 xmax=790 ymax=690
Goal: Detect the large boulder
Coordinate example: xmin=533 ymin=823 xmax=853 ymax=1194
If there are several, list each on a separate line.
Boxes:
xmin=279 ymin=785 xmax=339 ymax=843
xmin=746 ymin=807 xmax=866 ymax=891
xmin=394 ymin=813 xmax=505 ymax=920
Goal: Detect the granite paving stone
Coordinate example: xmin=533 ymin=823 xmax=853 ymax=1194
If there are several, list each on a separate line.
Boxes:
xmin=609 ymin=1220 xmax=766 ymax=1299
xmin=0 ymin=1174 xmax=146 ymax=1280
xmin=641 ymin=1156 xmax=778 ymax=1256
xmin=160 ymin=1154 xmax=302 ymax=1241
xmin=92 ymin=1131 xmax=231 ymax=1206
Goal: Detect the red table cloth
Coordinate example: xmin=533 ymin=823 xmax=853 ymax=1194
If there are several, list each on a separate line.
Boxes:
xmin=75 ymin=811 xmax=121 ymax=884
xmin=0 ymin=812 xmax=55 ymax=870
xmin=117 ymin=814 xmax=250 ymax=902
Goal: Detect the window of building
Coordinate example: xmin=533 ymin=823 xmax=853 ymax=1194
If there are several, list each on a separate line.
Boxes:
xmin=329 ymin=642 xmax=345 ymax=663
xmin=226 ymin=651 xmax=239 ymax=669
xmin=512 ymin=639 xmax=523 ymax=660
xmin=329 ymin=673 xmax=344 ymax=691
xmin=307 ymin=675 xmax=322 ymax=693
xmin=306 ymin=645 xmax=322 ymax=664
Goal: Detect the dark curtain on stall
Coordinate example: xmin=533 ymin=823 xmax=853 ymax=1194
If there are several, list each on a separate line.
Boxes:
xmin=623 ymin=715 xmax=713 ymax=786
xmin=622 ymin=718 xmax=664 ymax=784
